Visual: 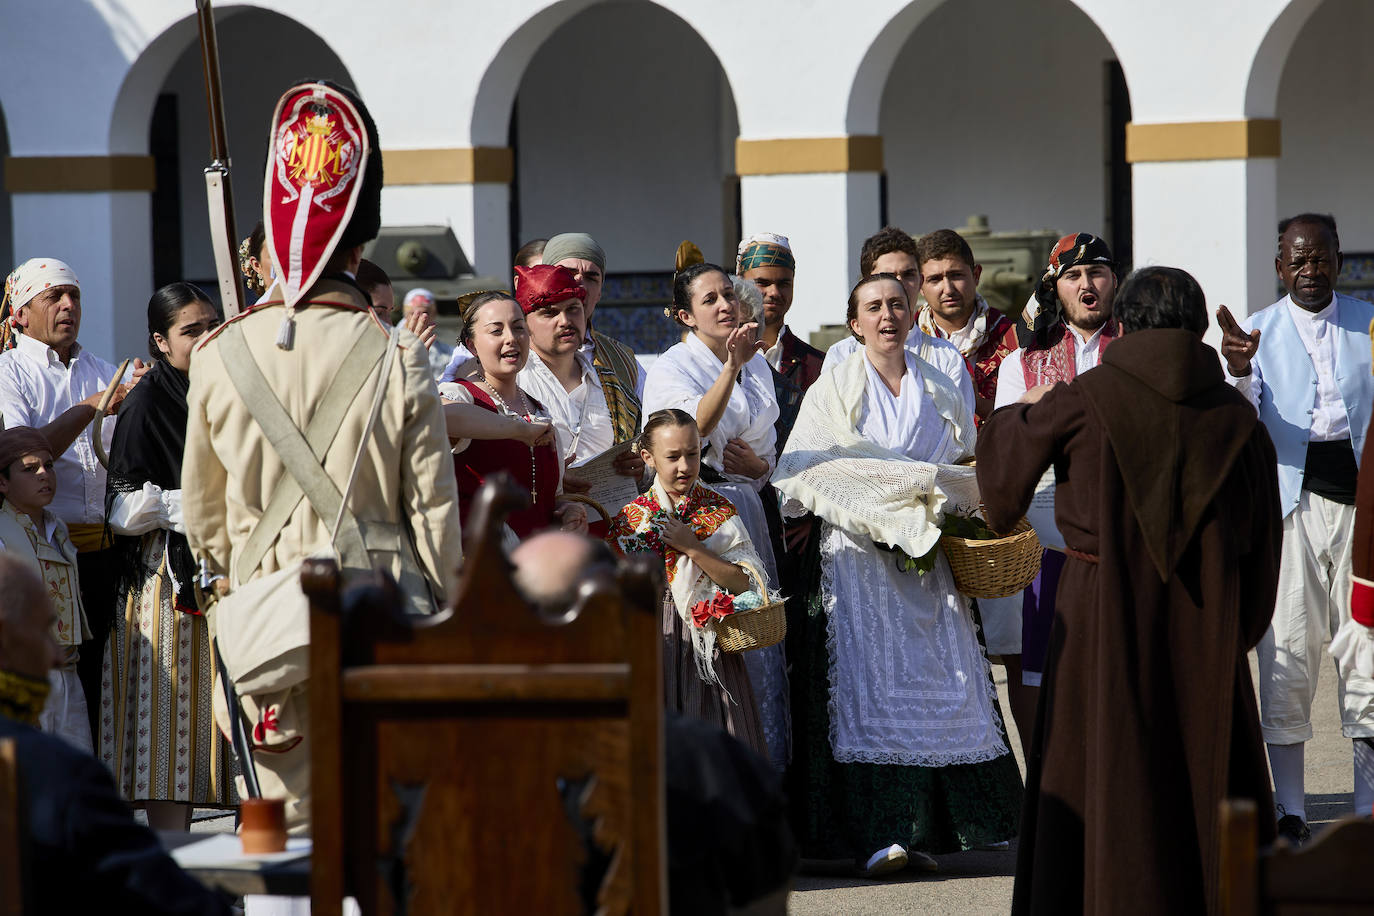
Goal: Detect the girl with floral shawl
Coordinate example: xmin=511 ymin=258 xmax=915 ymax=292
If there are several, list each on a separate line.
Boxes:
xmin=608 ymin=409 xmax=770 ymax=758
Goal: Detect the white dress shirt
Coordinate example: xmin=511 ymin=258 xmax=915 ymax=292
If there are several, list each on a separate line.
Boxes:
xmin=994 ymin=323 xmax=1110 ymax=410
xmin=764 ymin=324 xmax=790 ymax=370
xmin=519 ymin=350 xmax=615 ymax=466
xmin=1231 ymin=296 xmax=1350 ymax=442
xmin=0 ymin=335 xmax=119 ymax=524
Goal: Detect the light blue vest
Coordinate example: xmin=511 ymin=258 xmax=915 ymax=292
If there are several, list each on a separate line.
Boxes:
xmin=1247 ymin=293 xmax=1374 ymax=517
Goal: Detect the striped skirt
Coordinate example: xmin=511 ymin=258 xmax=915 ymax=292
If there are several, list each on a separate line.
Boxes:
xmin=98 ymin=530 xmax=237 ymax=806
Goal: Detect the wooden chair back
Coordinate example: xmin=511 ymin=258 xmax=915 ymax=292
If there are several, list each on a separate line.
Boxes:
xmin=1219 ymin=798 xmax=1374 ymax=915
xmin=0 ymin=736 xmax=23 ymax=915
xmin=309 ymin=473 xmax=667 ymax=915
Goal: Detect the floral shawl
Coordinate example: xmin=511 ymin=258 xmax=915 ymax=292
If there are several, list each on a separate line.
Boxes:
xmin=607 ymin=478 xmax=767 ymax=684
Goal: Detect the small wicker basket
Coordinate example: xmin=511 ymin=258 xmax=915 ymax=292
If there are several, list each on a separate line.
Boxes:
xmin=559 ymin=492 xmax=610 ymax=524
xmin=940 ymin=517 xmax=1043 ymax=599
xmin=711 ymin=598 xmax=787 ymax=653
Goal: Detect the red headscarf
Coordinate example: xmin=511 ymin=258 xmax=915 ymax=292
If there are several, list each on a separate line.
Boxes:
xmin=514 ymin=264 xmax=585 ymax=315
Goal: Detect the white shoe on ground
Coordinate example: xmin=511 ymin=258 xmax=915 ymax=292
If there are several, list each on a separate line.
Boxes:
xmin=863 ymin=843 xmax=908 ymax=877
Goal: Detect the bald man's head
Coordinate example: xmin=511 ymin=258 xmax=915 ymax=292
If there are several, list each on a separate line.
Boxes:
xmin=510 ymin=531 xmax=616 ymax=615
xmin=0 ymin=554 xmax=61 ymax=681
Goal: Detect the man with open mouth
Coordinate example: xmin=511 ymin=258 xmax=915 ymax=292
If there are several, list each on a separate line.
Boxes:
xmin=990 ymin=232 xmax=1120 ymax=718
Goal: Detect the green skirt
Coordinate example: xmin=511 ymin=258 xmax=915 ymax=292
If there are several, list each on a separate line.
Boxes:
xmin=789 ymin=593 xmax=1023 ymax=860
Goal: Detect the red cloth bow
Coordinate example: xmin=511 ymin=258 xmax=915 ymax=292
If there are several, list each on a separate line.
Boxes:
xmin=690 ymin=591 xmax=735 ymax=628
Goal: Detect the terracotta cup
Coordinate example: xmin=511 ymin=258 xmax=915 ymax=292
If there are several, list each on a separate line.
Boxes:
xmin=240 ymin=797 xmax=288 ymax=854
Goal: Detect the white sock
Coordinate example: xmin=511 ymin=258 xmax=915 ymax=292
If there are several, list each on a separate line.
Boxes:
xmin=1268 ymin=741 xmax=1306 ymax=822
xmin=1354 ymin=740 xmax=1374 ymax=817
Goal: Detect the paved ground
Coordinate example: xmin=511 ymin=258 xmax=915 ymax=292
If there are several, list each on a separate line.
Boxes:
xmin=786 ymin=654 xmax=1355 ymax=915
xmin=167 ymin=655 xmax=1355 ymax=915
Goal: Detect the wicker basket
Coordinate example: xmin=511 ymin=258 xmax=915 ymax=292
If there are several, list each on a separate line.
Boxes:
xmin=940 ymin=518 xmax=1042 ymax=599
xmin=711 ymin=599 xmax=787 ymax=653
xmin=559 ymin=492 xmax=610 ymax=524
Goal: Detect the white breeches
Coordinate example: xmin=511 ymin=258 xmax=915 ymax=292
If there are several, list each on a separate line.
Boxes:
xmin=1257 ymin=490 xmax=1374 ymax=743
xmin=40 ymin=655 xmax=91 ymax=754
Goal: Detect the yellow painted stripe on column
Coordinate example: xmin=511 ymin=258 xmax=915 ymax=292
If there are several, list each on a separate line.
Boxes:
xmin=383 ymin=147 xmax=514 ymax=185
xmin=735 ymin=136 xmax=884 ymax=176
xmin=1125 ymin=120 xmax=1281 ymax=163
xmin=4 ymin=155 xmax=156 ymax=192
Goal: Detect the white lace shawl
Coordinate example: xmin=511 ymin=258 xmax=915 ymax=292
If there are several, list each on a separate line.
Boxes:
xmin=641 ymin=333 xmax=779 ymax=491
xmin=773 ymin=348 xmax=979 ymax=560
xmin=650 ymin=478 xmax=769 ymax=686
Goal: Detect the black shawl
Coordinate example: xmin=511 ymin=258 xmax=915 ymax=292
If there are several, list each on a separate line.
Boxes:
xmin=105 ymin=358 xmax=198 ymax=609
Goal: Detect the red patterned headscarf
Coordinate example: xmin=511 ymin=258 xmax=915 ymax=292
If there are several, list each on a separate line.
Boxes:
xmin=514 ymin=264 xmax=586 ymax=315
xmin=1042 ymin=232 xmax=1113 ymax=283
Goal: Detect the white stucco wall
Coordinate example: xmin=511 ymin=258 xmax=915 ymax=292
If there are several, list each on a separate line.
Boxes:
xmin=879 ymin=0 xmax=1115 ymax=241
xmin=0 ymin=0 xmax=1361 ymax=354
xmin=160 ymin=9 xmax=352 ymax=284
xmin=513 ymin=0 xmax=738 ymax=272
xmin=1276 ymin=0 xmax=1374 ymax=254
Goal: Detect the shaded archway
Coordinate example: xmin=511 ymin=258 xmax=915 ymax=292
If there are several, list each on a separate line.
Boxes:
xmin=507 ymin=0 xmax=739 ymax=353
xmin=873 ymin=0 xmax=1130 ymax=268
xmin=1275 ymin=0 xmax=1374 ymax=281
xmin=113 ymin=7 xmax=352 ymax=298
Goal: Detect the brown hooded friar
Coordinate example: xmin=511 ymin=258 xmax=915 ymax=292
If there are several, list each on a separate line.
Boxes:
xmin=977 ymin=265 xmax=1282 ymax=915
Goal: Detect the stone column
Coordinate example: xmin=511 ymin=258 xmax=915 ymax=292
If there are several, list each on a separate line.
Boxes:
xmin=736 ymin=137 xmax=884 ymax=342
xmin=5 ymin=155 xmax=156 ymax=361
xmin=381 ymin=147 xmax=513 ymax=279
xmin=1128 ymin=120 xmax=1282 ymax=348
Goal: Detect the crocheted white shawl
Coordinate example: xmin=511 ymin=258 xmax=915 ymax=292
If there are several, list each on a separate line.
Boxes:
xmin=773 ymin=347 xmax=979 ymax=558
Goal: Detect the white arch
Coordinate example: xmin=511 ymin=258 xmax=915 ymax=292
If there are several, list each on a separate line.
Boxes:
xmin=107 ymin=3 xmax=351 ymax=155
xmin=1244 ymin=0 xmax=1323 ymax=116
xmin=469 ymin=0 xmax=740 ymax=147
xmin=845 ymin=0 xmax=1129 ymax=135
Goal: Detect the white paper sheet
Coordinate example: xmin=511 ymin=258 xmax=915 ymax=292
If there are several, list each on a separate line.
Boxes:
xmin=571 ymin=440 xmax=641 ymax=521
xmin=1024 ymin=467 xmax=1065 ymax=551
xmin=169 ymin=833 xmax=311 ymax=870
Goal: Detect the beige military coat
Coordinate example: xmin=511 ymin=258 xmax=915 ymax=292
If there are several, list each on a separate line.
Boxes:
xmin=183 ymin=278 xmax=461 ymax=611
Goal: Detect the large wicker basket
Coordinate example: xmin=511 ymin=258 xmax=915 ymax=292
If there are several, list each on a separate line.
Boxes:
xmin=940 ymin=518 xmax=1042 ymax=599
xmin=711 ymin=599 xmax=787 ymax=653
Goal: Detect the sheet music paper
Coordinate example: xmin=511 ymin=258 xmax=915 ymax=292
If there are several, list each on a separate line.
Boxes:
xmin=1024 ymin=467 xmax=1065 ymax=551
xmin=574 ymin=440 xmax=641 ymax=521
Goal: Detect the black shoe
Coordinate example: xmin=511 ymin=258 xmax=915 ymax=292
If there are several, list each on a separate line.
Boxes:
xmin=1276 ymin=813 xmax=1311 ymax=847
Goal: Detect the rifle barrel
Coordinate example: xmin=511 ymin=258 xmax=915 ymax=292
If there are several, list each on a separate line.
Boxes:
xmin=196 ymin=0 xmax=230 ymax=163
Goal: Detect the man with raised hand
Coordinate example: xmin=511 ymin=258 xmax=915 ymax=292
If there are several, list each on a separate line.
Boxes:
xmin=1218 ymin=212 xmax=1374 ymax=844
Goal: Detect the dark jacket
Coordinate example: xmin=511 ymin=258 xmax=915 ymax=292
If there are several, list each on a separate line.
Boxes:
xmin=1 ymin=714 xmax=230 ymax=915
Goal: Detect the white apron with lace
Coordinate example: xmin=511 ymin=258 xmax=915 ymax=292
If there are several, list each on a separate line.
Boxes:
xmin=778 ymin=349 xmax=1006 ymax=766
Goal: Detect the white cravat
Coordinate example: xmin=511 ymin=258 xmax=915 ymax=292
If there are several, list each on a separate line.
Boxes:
xmin=1067 ymin=324 xmax=1108 ymax=376
xmin=764 ymin=325 xmax=789 ymax=370
xmin=1285 ymin=297 xmax=1350 ymax=442
xmin=518 ymin=350 xmax=615 ymax=466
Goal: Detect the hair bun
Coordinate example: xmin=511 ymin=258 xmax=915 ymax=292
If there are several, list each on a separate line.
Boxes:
xmin=675 ymin=240 xmax=705 ymax=273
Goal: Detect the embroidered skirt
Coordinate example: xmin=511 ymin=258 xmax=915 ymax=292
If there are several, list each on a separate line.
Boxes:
xmin=662 ymin=589 xmax=769 ymax=760
xmin=99 ymin=531 xmax=237 ymax=806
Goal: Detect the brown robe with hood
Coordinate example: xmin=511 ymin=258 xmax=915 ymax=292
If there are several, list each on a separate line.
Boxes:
xmin=977 ymin=328 xmax=1281 ymax=915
